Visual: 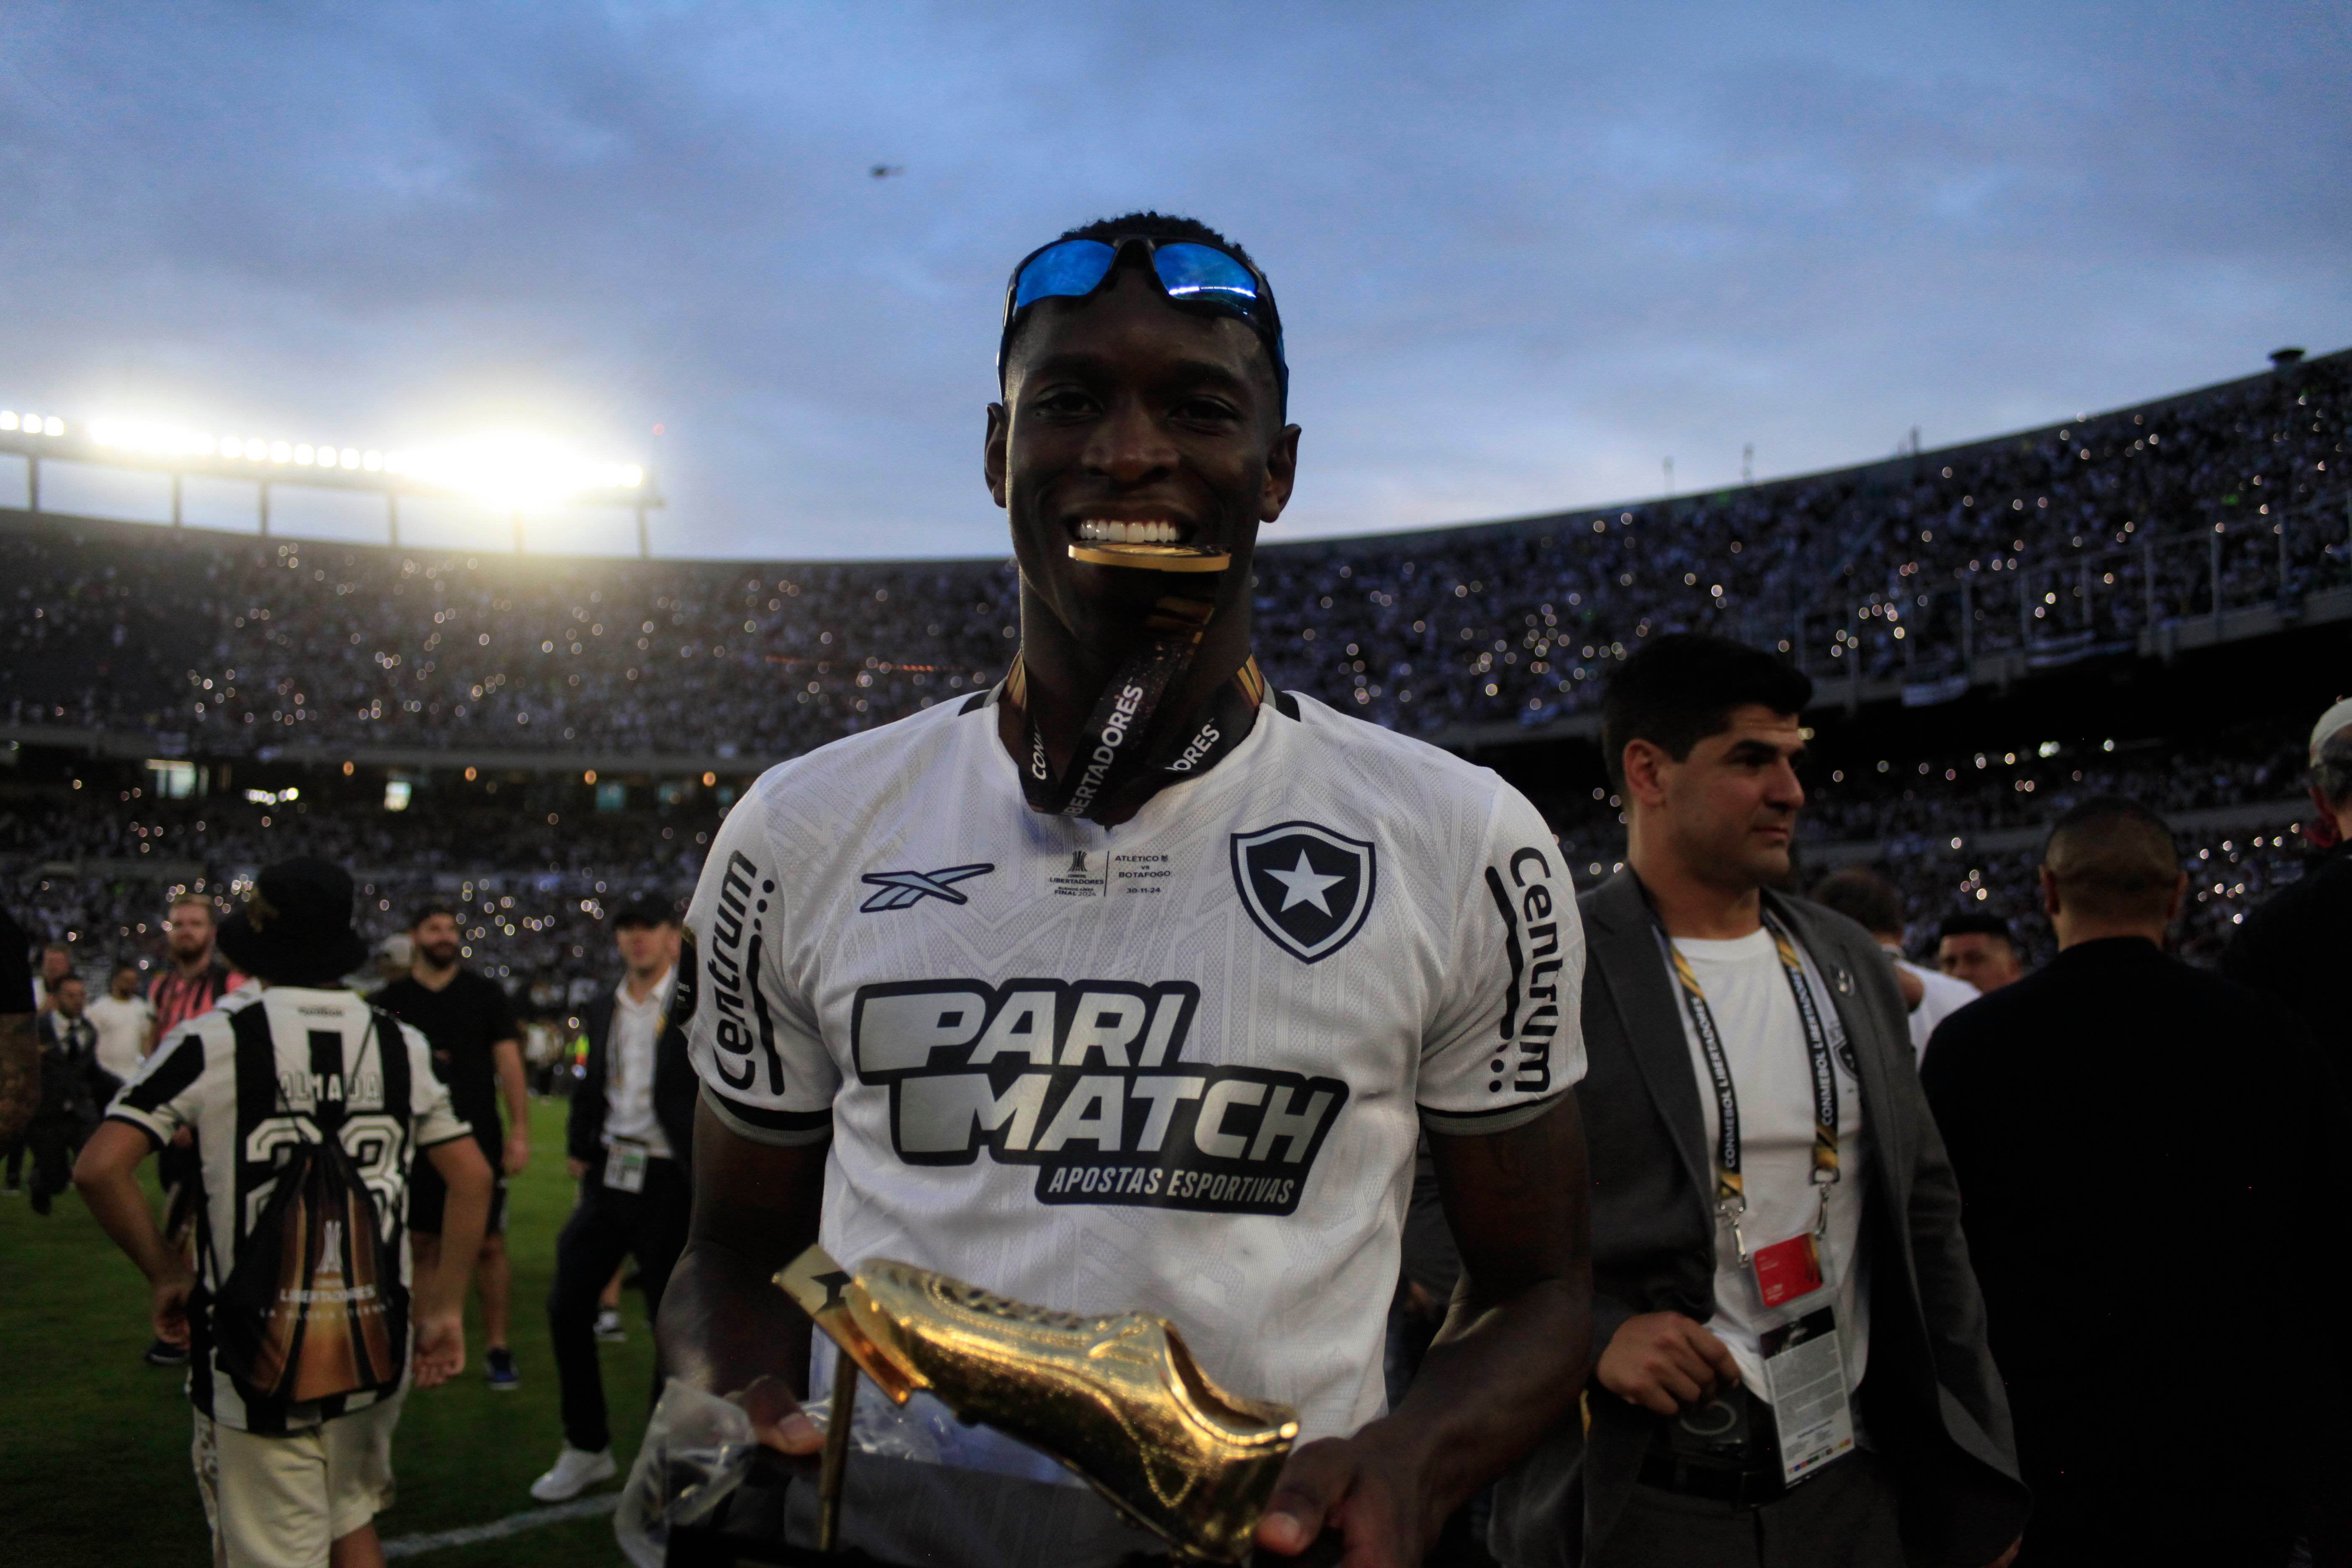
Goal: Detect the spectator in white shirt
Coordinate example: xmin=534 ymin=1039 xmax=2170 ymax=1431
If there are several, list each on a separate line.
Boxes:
xmin=85 ymin=963 xmax=156 ymax=1092
xmin=1810 ymin=870 xmax=1981 ymax=1062
xmin=531 ymin=895 xmax=695 ymax=1504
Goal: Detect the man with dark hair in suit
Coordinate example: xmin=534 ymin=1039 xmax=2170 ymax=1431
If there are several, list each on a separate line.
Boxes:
xmin=25 ymin=973 xmax=98 ymax=1215
xmin=1493 ymin=633 xmax=2025 ymax=1568
xmin=1924 ymin=796 xmax=2345 ymax=1564
xmin=530 ymin=894 xmax=696 ymax=1504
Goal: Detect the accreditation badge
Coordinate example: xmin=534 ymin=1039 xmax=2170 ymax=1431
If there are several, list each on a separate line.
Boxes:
xmin=603 ymin=1137 xmax=650 ymax=1193
xmin=1749 ymin=1231 xmax=1856 ymax=1487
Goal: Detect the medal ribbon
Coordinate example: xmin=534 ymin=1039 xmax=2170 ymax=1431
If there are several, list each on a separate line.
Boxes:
xmin=1001 ymin=598 xmax=1265 ymax=818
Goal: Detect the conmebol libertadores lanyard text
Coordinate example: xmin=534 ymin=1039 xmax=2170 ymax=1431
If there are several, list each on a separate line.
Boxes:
xmin=1001 ymin=625 xmax=1266 ymax=819
xmin=1655 ymin=911 xmax=1841 ymax=1267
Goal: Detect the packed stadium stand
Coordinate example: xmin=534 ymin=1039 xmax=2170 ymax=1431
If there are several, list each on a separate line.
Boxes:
xmin=4 ymin=347 xmax=2345 ymax=1005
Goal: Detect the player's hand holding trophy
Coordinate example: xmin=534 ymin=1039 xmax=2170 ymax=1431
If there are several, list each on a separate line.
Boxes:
xmin=775 ymin=1246 xmax=1307 ymax=1565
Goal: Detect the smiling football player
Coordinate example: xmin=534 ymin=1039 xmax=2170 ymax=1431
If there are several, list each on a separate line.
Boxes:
xmin=659 ymin=214 xmax=1595 ymax=1568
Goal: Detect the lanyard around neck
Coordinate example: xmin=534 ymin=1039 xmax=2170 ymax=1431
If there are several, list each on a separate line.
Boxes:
xmin=1657 ymin=912 xmax=1841 ymax=1258
xmin=1002 ymin=634 xmax=1265 ymax=820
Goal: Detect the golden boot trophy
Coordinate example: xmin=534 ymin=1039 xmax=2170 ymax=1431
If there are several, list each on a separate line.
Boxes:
xmin=777 ymin=1247 xmax=1299 ymax=1564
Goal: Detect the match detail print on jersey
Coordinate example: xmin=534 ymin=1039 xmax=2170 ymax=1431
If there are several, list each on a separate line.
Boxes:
xmin=851 ymin=977 xmax=1349 ymax=1215
xmin=1230 ymin=822 xmax=1377 ymax=963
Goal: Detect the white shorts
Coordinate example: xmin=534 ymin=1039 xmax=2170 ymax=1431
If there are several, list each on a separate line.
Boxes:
xmin=193 ymin=1393 xmax=404 ymax=1568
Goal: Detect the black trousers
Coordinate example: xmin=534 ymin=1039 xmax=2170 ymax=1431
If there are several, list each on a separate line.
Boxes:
xmin=22 ymin=1114 xmax=85 ymax=1211
xmin=1592 ymin=1450 xmax=1906 ymax=1568
xmin=548 ymin=1157 xmax=691 ymax=1453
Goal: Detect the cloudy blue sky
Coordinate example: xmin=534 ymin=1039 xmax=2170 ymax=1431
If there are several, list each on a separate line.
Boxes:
xmin=2 ymin=2 xmax=2345 ymax=559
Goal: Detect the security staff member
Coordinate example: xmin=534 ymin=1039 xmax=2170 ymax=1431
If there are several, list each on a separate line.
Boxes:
xmin=529 ymin=895 xmax=695 ymax=1503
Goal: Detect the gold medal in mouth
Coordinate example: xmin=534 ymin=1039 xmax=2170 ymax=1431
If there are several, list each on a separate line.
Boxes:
xmin=1068 ymin=539 xmax=1232 ymax=572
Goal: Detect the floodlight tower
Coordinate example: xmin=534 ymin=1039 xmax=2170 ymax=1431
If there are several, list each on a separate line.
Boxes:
xmin=0 ymin=412 xmax=665 ymax=554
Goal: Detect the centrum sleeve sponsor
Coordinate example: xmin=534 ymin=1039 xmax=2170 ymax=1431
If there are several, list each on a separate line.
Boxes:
xmin=683 ymin=817 xmax=836 ymax=1122
xmin=1482 ymin=846 xmax=1565 ymax=1096
xmin=850 ymin=978 xmax=1348 ymax=1217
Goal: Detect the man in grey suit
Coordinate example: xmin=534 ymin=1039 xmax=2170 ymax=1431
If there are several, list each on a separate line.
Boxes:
xmin=1492 ymin=634 xmax=2026 ymax=1568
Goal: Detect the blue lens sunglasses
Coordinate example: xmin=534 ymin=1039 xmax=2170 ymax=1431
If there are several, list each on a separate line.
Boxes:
xmin=997 ymin=235 xmax=1288 ymax=412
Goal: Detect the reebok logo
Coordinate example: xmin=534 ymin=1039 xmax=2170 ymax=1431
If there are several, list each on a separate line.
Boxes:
xmin=850 ymin=978 xmax=1348 ymax=1216
xmin=859 ymin=863 xmax=995 ymax=912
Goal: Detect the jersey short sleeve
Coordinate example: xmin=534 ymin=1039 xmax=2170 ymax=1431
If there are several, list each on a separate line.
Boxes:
xmin=680 ymin=789 xmax=839 ymax=1147
xmin=106 ymin=1018 xmax=223 ymax=1147
xmin=1417 ymin=781 xmax=1587 ymax=1135
xmin=398 ymin=1019 xmax=472 ymax=1148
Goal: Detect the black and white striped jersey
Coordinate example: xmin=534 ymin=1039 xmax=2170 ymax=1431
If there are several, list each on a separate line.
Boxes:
xmin=108 ymin=986 xmax=469 ymax=1432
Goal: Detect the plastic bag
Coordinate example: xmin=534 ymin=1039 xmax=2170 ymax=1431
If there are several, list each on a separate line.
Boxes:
xmin=614 ymin=1375 xmax=953 ymax=1567
xmin=616 ymin=1380 xmax=761 ymax=1568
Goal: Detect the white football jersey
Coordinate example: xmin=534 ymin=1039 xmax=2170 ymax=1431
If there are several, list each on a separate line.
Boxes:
xmin=682 ymin=686 xmax=1586 ymax=1444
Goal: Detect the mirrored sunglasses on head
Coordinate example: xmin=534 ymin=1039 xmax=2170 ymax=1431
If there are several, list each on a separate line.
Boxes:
xmin=998 ymin=235 xmax=1286 ymax=398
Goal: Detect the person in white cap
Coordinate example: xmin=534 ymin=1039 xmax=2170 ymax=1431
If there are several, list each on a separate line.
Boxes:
xmin=2222 ymin=696 xmax=2352 ymax=1065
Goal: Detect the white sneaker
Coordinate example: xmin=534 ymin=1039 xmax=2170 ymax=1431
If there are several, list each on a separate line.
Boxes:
xmin=529 ymin=1444 xmax=616 ymax=1502
xmin=593 ymin=1307 xmax=627 ymax=1343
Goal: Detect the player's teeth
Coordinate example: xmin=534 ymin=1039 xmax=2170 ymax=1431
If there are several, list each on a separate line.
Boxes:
xmin=1074 ymin=519 xmax=1188 ymax=543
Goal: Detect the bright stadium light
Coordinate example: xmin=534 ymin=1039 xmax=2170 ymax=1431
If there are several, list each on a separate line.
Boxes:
xmin=387 ymin=431 xmax=648 ymax=507
xmin=90 ymin=419 xmax=217 ymax=458
xmin=76 ymin=411 xmax=645 ymax=501
xmin=19 ymin=401 xmax=660 ymax=551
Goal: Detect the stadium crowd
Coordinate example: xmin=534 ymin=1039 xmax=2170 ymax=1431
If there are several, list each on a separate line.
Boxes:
xmin=4 ymin=351 xmax=2343 ymax=753
xmin=3 ymin=718 xmax=2317 ymax=995
xmin=9 ymin=242 xmax=2342 ymax=1561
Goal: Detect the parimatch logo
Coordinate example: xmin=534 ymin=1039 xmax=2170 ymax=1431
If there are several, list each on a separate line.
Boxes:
xmin=851 ymin=979 xmax=1348 ymax=1217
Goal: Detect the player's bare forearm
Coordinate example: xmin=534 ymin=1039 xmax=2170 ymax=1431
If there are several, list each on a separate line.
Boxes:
xmin=0 ymin=1013 xmax=36 ymax=1145
xmin=74 ymin=1121 xmax=180 ymax=1282
xmin=493 ymin=1038 xmax=528 ymax=1122
xmin=493 ymin=1039 xmax=529 ymax=1161
xmin=1259 ymin=1094 xmax=1591 ymax=1562
xmin=1411 ymin=1095 xmax=1592 ymax=1509
xmin=421 ymin=1137 xmax=493 ymax=1317
xmin=657 ymin=1096 xmax=829 ymax=1399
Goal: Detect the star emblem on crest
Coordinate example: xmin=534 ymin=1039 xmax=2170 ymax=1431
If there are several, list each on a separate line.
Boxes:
xmin=1230 ymin=822 xmax=1377 ymax=963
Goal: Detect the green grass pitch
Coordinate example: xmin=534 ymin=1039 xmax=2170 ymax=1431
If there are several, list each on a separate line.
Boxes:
xmin=1 ymin=1097 xmax=657 ymax=1565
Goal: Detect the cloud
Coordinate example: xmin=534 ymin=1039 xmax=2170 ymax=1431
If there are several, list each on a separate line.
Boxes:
xmin=0 ymin=1 xmax=2343 ymax=557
